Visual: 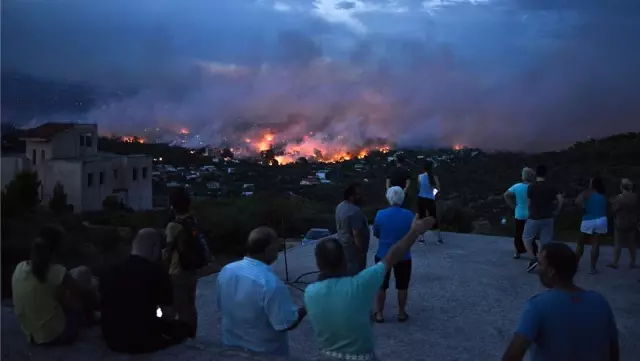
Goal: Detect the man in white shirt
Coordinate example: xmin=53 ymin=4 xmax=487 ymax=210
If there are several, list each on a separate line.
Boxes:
xmin=216 ymin=227 xmax=307 ymax=356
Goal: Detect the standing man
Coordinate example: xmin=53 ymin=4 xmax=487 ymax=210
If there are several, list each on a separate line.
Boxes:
xmin=523 ymin=165 xmax=564 ymax=273
xmin=304 ymin=214 xmax=436 ymax=360
xmin=502 ymin=242 xmax=619 ymax=361
xmin=335 ymin=183 xmax=370 ymax=275
xmin=217 ymin=227 xmax=306 ymax=356
xmin=163 ymin=188 xmax=216 ymax=339
xmin=504 ymin=167 xmax=536 ymax=259
xmin=386 ymin=153 xmax=411 ymax=209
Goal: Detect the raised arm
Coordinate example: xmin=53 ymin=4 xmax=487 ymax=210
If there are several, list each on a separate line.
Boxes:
xmin=381 ymin=214 xmax=435 ymax=273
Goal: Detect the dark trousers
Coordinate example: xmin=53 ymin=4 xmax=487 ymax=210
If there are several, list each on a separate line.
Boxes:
xmin=515 ymin=219 xmax=538 ymax=255
xmin=105 ymin=319 xmax=191 ymax=354
xmin=374 ymin=256 xmax=412 ymax=290
xmin=417 ymin=197 xmax=439 ymax=229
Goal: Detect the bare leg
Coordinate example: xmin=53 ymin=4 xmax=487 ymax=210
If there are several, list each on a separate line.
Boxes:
xmin=575 ymin=234 xmax=588 ymax=266
xmin=590 ymin=235 xmax=600 ymax=273
xmin=375 ymin=290 xmax=386 ymax=321
xmin=397 ymin=290 xmax=408 ymax=317
xmin=629 ymin=235 xmax=637 ymax=268
xmin=610 ymin=243 xmax=622 ymax=268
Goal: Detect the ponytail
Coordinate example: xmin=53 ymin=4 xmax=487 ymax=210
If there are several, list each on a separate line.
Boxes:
xmin=423 ymin=161 xmax=436 ymax=188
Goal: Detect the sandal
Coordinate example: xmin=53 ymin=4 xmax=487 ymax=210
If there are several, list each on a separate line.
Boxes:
xmin=606 ymin=264 xmax=618 ymax=270
xmin=397 ymin=313 xmax=410 ymax=323
xmin=371 ymin=312 xmax=384 ymax=323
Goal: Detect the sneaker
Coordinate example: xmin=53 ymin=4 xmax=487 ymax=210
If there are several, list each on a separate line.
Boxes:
xmin=588 ymin=268 xmax=598 ymax=275
xmin=437 ymin=238 xmax=444 ymax=245
xmin=527 ymin=259 xmax=539 ymax=273
xmin=418 ymin=237 xmax=425 ymax=244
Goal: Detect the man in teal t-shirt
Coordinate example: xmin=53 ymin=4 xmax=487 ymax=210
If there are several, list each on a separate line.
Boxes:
xmin=504 ymin=167 xmax=536 ymax=259
xmin=304 ymin=214 xmax=435 ymax=360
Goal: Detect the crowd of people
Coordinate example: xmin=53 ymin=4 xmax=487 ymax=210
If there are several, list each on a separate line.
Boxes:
xmin=9 ymin=156 xmax=637 ymax=361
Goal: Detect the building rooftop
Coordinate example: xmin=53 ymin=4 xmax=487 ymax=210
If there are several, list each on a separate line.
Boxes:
xmin=20 ymin=123 xmax=79 ymax=141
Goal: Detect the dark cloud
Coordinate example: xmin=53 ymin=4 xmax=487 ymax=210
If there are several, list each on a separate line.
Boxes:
xmin=2 ymin=0 xmax=639 ymax=151
xmin=336 ymin=1 xmax=357 ymax=10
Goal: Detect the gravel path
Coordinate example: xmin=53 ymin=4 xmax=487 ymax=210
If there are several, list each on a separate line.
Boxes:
xmin=3 ymin=232 xmax=639 ymax=360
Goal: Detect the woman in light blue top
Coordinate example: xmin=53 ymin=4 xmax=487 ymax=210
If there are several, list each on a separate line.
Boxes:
xmin=504 ymin=167 xmax=536 ymax=259
xmin=575 ymin=176 xmax=608 ymax=274
xmin=416 ymin=161 xmax=442 ymax=244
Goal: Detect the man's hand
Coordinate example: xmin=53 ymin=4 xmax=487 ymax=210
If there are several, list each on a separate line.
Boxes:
xmin=411 ymin=214 xmax=436 ymax=235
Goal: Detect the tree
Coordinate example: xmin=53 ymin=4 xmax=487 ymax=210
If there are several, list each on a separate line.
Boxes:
xmin=49 ymin=182 xmax=70 ymax=213
xmin=1 ymin=171 xmax=41 ymax=216
xmin=221 ymin=147 xmax=234 ymax=159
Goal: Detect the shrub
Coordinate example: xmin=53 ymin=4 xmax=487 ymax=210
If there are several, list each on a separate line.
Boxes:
xmin=1 ymin=171 xmax=41 ymax=217
xmin=49 ymin=182 xmax=72 ymax=214
xmin=102 ymin=196 xmax=125 ymax=211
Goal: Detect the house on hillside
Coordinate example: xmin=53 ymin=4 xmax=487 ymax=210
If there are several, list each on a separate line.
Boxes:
xmin=2 ymin=122 xmax=153 ymax=212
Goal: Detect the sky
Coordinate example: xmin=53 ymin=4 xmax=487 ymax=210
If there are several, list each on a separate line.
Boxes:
xmin=2 ymin=0 xmax=640 ymax=151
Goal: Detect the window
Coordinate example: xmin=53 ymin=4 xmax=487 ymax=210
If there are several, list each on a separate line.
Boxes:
xmin=32 ymin=149 xmax=36 ymax=165
xmin=132 ymin=168 xmax=138 ymax=181
xmin=41 ymin=149 xmax=45 ymax=162
xmin=99 ymin=172 xmax=104 ymax=185
xmin=87 ymin=173 xmax=94 ymax=187
xmin=80 ymin=135 xmax=85 ymax=146
xmin=142 ymin=167 xmax=148 ymax=179
xmin=113 ymin=169 xmax=118 ymax=180
xmin=86 ymin=134 xmax=93 ymax=147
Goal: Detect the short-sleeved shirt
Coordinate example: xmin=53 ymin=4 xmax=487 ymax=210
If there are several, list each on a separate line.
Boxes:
xmin=508 ymin=182 xmax=530 ymax=220
xmin=527 ymin=181 xmax=559 ymax=220
xmin=217 ymin=257 xmax=299 ymax=356
xmin=516 ymin=289 xmax=618 ymax=361
xmin=12 ymin=261 xmax=67 ymax=344
xmin=304 ymin=263 xmax=387 ymax=355
xmin=388 ymin=166 xmax=410 ymax=188
xmin=374 ymin=206 xmax=414 ymax=260
xmin=100 ymin=255 xmax=174 ymax=350
xmin=335 ymin=201 xmax=370 ymax=251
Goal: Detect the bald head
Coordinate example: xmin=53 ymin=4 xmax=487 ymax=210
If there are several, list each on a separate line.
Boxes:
xmin=621 ymin=178 xmax=634 ymax=192
xmin=315 ymin=237 xmax=346 ymax=274
xmin=132 ymin=228 xmax=160 ymax=261
xmin=246 ymin=227 xmax=279 ymax=263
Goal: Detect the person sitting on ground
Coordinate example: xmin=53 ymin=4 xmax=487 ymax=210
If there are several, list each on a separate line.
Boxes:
xmin=386 ymin=153 xmax=411 ymax=208
xmin=304 ymin=214 xmax=435 ymax=360
xmin=100 ymin=229 xmax=191 ymax=354
xmin=523 ymin=165 xmax=564 ymax=273
xmin=607 ymin=178 xmax=638 ymax=270
xmin=575 ymin=176 xmax=609 ymax=274
xmin=417 ymin=160 xmax=443 ymax=244
xmin=217 ymin=227 xmax=307 ymax=356
xmin=12 ymin=225 xmax=99 ymax=346
xmin=372 ymin=186 xmax=415 ymax=323
xmin=502 ymin=242 xmax=619 ymax=361
xmin=335 ymin=183 xmax=370 ymax=275
xmin=163 ymin=187 xmax=217 ymax=339
xmin=504 ymin=167 xmax=537 ymax=259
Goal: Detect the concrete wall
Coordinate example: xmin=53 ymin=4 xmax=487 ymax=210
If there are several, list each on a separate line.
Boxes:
xmin=40 ymin=160 xmax=83 ymax=212
xmin=1 ymin=155 xmax=30 ymax=190
xmin=122 ymin=155 xmax=153 ymax=210
xmin=25 ymin=124 xmax=98 ymax=163
xmin=81 ymin=157 xmax=121 ymax=212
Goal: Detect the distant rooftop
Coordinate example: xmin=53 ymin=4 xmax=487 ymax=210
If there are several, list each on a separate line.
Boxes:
xmin=20 ymin=122 xmax=95 ymax=141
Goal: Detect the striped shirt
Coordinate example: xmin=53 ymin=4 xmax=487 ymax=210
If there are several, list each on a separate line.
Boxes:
xmin=217 ymin=257 xmax=298 ymax=356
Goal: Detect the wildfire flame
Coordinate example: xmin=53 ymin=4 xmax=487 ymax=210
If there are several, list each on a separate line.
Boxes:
xmin=121 ymin=136 xmax=145 ymax=144
xmin=453 ymin=144 xmax=464 ymax=151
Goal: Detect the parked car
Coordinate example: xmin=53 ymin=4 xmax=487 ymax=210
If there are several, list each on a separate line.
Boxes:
xmin=301 ymin=228 xmax=332 ymax=246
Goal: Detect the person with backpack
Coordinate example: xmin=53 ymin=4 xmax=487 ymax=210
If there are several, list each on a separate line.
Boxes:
xmin=163 ymin=188 xmax=214 ymax=339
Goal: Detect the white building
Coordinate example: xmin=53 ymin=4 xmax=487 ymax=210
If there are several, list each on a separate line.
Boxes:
xmin=3 ymin=122 xmax=153 ymax=212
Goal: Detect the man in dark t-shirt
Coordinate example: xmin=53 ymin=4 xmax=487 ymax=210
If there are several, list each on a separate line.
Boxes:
xmin=522 ymin=165 xmax=564 ymax=273
xmin=386 ymin=154 xmax=411 ymax=208
xmin=100 ymin=229 xmax=190 ymax=354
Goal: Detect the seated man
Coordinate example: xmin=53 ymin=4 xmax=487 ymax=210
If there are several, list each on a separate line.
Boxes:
xmin=217 ymin=227 xmax=307 ymax=356
xmin=12 ymin=225 xmax=99 ymax=346
xmin=100 ymin=229 xmax=190 ymax=354
xmin=304 ymin=214 xmax=435 ymax=360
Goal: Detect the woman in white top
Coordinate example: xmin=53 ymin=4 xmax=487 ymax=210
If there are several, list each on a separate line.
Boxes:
xmin=416 ymin=161 xmax=443 ymax=244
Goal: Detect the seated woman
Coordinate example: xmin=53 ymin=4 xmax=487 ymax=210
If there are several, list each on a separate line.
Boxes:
xmin=372 ymin=186 xmax=415 ymax=323
xmin=11 ymin=225 xmax=99 ymax=346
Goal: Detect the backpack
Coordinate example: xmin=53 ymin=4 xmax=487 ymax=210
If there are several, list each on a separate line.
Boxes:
xmin=169 ymin=216 xmax=212 ymax=271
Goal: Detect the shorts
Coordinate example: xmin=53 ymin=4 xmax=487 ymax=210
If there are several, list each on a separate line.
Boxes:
xmin=580 ymin=217 xmax=608 ymax=235
xmin=523 ymin=218 xmax=554 ymax=245
xmin=417 ymin=197 xmax=439 ymax=229
xmin=374 ymin=256 xmax=412 ymax=290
